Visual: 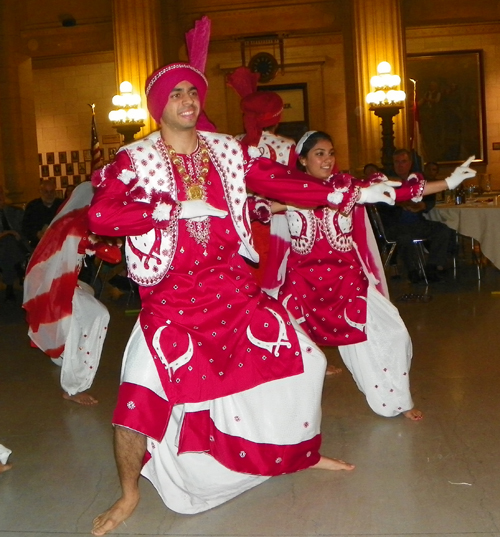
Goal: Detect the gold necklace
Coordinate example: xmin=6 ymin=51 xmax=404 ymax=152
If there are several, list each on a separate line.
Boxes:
xmin=164 ymin=139 xmax=210 ymax=200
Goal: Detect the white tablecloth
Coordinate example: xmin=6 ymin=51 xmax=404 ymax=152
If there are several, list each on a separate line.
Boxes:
xmin=427 ymin=202 xmax=500 ymax=269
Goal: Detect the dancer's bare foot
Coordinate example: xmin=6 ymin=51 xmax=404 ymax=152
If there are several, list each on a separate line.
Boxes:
xmin=0 ymin=463 xmax=12 ymax=474
xmin=325 ymin=364 xmax=342 ymax=376
xmin=403 ymin=408 xmax=423 ymax=421
xmin=63 ymin=391 xmax=98 ymax=405
xmin=312 ymin=456 xmax=355 ymax=471
xmin=92 ymin=495 xmax=139 ymax=536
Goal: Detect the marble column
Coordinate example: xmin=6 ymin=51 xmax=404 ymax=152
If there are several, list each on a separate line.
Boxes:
xmin=346 ymin=0 xmax=408 ymax=173
xmin=111 ymin=0 xmax=164 ymax=137
xmin=0 ymin=1 xmax=40 ymax=203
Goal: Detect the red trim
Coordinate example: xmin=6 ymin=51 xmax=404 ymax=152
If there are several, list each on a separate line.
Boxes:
xmin=113 ymin=382 xmax=172 ymax=442
xmin=178 ymin=410 xmax=321 ymax=476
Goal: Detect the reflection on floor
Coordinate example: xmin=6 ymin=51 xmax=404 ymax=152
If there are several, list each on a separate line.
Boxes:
xmin=1 ymin=258 xmax=500 ymax=537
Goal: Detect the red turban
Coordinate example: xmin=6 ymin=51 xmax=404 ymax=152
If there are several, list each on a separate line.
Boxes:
xmin=240 ymin=91 xmax=284 ymax=146
xmin=145 ymin=63 xmax=208 ymax=124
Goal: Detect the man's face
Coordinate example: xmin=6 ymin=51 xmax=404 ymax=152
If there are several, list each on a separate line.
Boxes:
xmin=40 ymin=182 xmax=56 ymax=206
xmin=393 ymin=153 xmax=412 ymax=179
xmin=161 ymin=80 xmax=201 ymax=132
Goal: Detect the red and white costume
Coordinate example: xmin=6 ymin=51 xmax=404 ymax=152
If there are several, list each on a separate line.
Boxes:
xmin=244 ymin=132 xmax=296 ymax=285
xmin=274 ymin=172 xmax=426 ymax=417
xmin=88 ymin=130 xmax=356 ymax=513
xmin=23 ymin=182 xmax=121 ymax=396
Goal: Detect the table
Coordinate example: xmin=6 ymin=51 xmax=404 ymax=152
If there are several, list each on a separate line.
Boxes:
xmin=427 ymin=201 xmax=500 ymax=270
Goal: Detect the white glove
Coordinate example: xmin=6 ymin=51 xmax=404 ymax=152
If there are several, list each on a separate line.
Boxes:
xmin=357 ymin=180 xmax=400 ymax=205
xmin=444 ymin=155 xmax=476 ymax=189
xmin=179 ymin=200 xmax=228 ymax=222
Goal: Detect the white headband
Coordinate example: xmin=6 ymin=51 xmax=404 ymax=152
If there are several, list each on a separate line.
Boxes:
xmin=295 ymin=131 xmax=318 ymax=157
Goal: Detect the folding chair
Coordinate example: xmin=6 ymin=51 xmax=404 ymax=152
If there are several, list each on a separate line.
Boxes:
xmin=366 ymin=205 xmax=428 ymax=285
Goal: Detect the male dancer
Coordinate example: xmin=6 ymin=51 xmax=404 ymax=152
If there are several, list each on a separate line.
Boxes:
xmin=88 ymin=58 xmax=395 ymax=537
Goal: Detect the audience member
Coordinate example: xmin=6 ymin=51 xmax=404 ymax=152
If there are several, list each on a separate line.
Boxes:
xmin=424 ymin=161 xmax=440 ymax=182
xmin=0 ymin=184 xmax=28 ymax=300
xmin=363 ymin=163 xmax=380 ymax=180
xmin=22 ymin=180 xmax=63 ymax=249
xmin=378 ymin=149 xmax=456 ymax=283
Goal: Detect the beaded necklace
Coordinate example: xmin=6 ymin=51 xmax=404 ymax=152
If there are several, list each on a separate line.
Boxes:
xmin=163 ymin=137 xmax=212 ymax=254
xmin=164 ymin=138 xmax=210 ymax=200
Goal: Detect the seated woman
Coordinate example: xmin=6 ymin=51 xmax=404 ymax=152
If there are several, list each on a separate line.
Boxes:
xmin=264 ymin=131 xmax=475 ymax=420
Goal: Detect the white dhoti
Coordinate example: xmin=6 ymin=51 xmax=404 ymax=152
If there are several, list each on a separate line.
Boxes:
xmin=120 ymin=317 xmax=327 ymax=514
xmin=338 ymin=285 xmax=414 ymax=417
xmin=60 ymin=281 xmax=110 ymax=396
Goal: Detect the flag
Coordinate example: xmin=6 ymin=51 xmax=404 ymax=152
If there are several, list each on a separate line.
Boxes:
xmin=89 ymin=103 xmax=103 ymax=173
xmin=409 ymin=79 xmax=424 ymax=172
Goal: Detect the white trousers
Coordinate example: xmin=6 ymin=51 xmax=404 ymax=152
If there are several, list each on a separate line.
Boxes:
xmin=338 ymin=285 xmax=414 ymax=417
xmin=121 ymin=317 xmax=327 ymax=514
xmin=60 ymin=281 xmax=110 ymax=395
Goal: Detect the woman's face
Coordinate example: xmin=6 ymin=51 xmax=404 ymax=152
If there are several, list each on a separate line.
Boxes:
xmin=299 ymin=138 xmax=335 ymax=181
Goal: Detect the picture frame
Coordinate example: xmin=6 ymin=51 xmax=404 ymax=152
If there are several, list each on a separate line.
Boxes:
xmin=83 ymin=149 xmax=92 ymax=162
xmin=78 ymin=162 xmax=87 ymax=175
xmin=407 ymin=50 xmax=487 ymax=165
xmin=65 ymin=163 xmax=74 ymax=175
xmin=258 ymin=83 xmax=309 ymax=143
xmin=41 ymin=165 xmax=49 ymax=177
xmin=60 ymin=176 xmax=68 ymax=188
xmin=55 ymin=189 xmax=64 ymax=199
xmin=46 ymin=152 xmax=55 ymax=165
xmin=73 ymin=175 xmax=81 ymax=185
xmin=38 ymin=153 xmax=43 ymax=165
xmin=58 ymin=151 xmax=67 ymax=164
xmin=53 ymin=164 xmax=61 ymax=176
xmin=108 ymin=147 xmax=117 ymax=161
xmin=71 ymin=150 xmax=80 ymax=163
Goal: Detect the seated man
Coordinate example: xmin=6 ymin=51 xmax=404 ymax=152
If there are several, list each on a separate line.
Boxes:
xmin=377 ymin=149 xmax=454 ymax=283
xmin=22 ymin=179 xmax=63 ymax=249
xmin=0 ymin=184 xmax=28 ymax=300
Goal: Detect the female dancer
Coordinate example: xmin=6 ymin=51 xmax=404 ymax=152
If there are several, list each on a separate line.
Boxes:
xmin=269 ymin=131 xmax=475 ymax=420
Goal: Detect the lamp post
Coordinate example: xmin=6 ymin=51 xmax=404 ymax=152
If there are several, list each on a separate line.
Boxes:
xmin=366 ymin=62 xmax=406 ymax=172
xmin=109 ymin=81 xmax=147 ymax=144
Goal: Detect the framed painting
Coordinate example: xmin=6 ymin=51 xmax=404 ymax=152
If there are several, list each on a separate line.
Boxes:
xmin=407 ymin=50 xmax=487 ymax=165
xmin=258 ymin=83 xmax=309 ymax=143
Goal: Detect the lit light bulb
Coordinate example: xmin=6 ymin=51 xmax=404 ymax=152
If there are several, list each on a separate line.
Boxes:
xmin=119 ymin=81 xmax=133 ymax=93
xmin=377 ymin=61 xmax=391 ymax=75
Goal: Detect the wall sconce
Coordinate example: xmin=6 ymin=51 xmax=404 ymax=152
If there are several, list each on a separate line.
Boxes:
xmin=108 ymin=81 xmax=147 ymax=144
xmin=366 ymin=62 xmax=406 ymax=171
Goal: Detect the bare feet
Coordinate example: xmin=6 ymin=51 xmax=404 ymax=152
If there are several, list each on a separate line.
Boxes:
xmin=312 ymin=455 xmax=355 ymax=471
xmin=0 ymin=463 xmax=12 ymax=474
xmin=92 ymin=495 xmax=139 ymax=536
xmin=325 ymin=364 xmax=342 ymax=376
xmin=63 ymin=391 xmax=98 ymax=405
xmin=403 ymin=408 xmax=423 ymax=421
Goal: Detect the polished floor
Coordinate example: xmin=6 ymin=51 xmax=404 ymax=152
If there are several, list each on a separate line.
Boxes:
xmin=1 ymin=255 xmax=500 ymax=537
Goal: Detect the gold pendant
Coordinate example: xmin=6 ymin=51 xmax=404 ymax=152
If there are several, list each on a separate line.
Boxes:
xmin=187 ymin=184 xmax=204 ymax=200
